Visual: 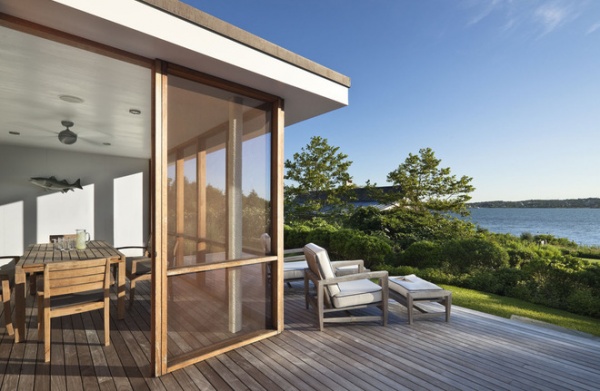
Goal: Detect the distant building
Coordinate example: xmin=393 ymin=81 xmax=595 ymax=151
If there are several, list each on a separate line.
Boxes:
xmin=292 ymin=185 xmax=402 ymax=213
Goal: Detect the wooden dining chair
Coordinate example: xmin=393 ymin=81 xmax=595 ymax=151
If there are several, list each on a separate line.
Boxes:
xmin=117 ymin=236 xmax=152 ymax=307
xmin=37 ymin=258 xmax=111 ymax=362
xmin=0 ymin=256 xmax=17 ymax=336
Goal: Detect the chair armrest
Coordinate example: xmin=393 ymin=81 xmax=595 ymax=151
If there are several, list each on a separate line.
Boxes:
xmin=283 ymin=248 xmax=304 ymax=255
xmin=324 ymin=270 xmax=387 ymax=285
xmin=331 ymin=259 xmax=365 ymax=274
xmin=284 ymin=255 xmax=306 ymax=262
xmin=116 ymin=246 xmax=149 ymax=257
xmin=305 ymin=268 xmax=388 ymax=286
xmin=130 ymin=257 xmax=151 ymax=274
xmin=331 ymin=259 xmax=363 ymax=267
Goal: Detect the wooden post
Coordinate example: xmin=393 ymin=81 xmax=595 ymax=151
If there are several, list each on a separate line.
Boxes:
xmin=227 ymin=96 xmax=243 ymax=333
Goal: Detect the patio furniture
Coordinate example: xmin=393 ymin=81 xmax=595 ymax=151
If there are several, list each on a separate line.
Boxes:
xmin=0 ymin=256 xmax=17 ymax=336
xmin=37 ymin=258 xmax=112 ymax=362
xmin=284 ymin=248 xmax=369 ymax=281
xmin=14 ymin=241 xmax=126 ymax=343
xmin=117 ymin=237 xmax=152 ymax=307
xmin=388 ymin=274 xmax=451 ymax=324
xmin=303 ymin=243 xmax=388 ymax=331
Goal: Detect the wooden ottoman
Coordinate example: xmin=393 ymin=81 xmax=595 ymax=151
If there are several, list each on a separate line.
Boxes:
xmin=388 ymin=275 xmax=451 ymax=324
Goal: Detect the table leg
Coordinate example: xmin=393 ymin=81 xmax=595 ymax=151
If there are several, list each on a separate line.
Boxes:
xmin=117 ymin=260 xmax=125 ymax=319
xmin=14 ymin=268 xmax=26 ymax=343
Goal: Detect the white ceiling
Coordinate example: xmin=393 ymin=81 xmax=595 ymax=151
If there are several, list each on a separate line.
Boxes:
xmin=0 ymin=0 xmax=349 ymax=160
xmin=0 ymin=25 xmax=152 ymax=159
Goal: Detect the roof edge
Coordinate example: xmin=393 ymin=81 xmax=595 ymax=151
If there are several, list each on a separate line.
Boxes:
xmin=139 ymin=0 xmax=351 ymax=88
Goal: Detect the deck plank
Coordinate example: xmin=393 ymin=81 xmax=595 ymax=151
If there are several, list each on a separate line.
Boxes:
xmin=0 ymin=279 xmax=599 ymax=390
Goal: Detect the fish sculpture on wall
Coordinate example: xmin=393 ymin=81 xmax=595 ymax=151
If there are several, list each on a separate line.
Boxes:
xmin=30 ymin=176 xmax=83 ymax=193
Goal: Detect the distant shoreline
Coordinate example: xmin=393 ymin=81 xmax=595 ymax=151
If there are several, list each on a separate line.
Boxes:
xmin=468 ymin=198 xmax=600 ymax=209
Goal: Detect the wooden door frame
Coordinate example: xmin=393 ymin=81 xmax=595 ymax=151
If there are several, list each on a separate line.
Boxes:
xmin=152 ymin=62 xmax=285 ymax=376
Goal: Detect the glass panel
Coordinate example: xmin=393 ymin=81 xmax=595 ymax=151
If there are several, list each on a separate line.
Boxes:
xmin=166 ymin=263 xmax=272 ymax=360
xmin=166 ymin=73 xmax=274 ymax=364
xmin=167 ymin=75 xmax=272 ymax=268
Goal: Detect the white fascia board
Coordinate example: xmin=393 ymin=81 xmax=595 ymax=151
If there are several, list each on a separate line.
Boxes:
xmin=52 ymin=0 xmax=348 ymax=107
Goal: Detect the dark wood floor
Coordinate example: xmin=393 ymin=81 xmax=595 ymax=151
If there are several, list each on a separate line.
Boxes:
xmin=1 ymin=280 xmax=599 ymax=390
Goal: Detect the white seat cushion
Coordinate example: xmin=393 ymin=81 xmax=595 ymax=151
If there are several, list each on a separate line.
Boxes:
xmin=331 ymin=279 xmax=382 ymax=308
xmin=389 ymin=275 xmax=446 ymax=299
xmin=283 ymin=260 xmax=308 ymax=280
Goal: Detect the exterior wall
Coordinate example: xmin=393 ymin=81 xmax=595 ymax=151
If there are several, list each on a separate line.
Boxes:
xmin=0 ymin=144 xmax=149 ymax=255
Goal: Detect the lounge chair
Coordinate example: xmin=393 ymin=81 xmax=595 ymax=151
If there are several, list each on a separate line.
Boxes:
xmin=303 ymin=243 xmax=388 ymax=331
xmin=283 ymin=247 xmax=368 ymax=282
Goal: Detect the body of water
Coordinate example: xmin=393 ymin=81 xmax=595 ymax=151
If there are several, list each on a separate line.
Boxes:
xmin=466 ymin=208 xmax=600 ymax=247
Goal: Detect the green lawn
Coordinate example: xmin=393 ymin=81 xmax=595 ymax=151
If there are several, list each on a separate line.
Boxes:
xmin=439 ymin=284 xmax=600 ymax=337
xmin=581 ymin=257 xmax=600 ymax=264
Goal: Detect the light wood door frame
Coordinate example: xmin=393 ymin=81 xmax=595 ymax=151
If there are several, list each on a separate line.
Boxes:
xmin=152 ymin=62 xmax=285 ymax=376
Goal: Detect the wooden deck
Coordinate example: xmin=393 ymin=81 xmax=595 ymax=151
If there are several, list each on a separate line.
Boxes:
xmin=1 ymin=280 xmax=599 ymax=390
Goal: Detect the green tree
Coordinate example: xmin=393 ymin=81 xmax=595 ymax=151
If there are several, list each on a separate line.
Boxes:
xmin=386 ymin=147 xmax=475 ymax=215
xmin=284 ymin=136 xmax=355 ymax=223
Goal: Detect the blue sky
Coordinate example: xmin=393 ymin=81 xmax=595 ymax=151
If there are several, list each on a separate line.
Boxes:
xmin=183 ymin=0 xmax=600 ymax=202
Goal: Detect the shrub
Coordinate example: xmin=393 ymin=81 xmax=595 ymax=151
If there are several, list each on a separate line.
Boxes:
xmin=347 ymin=207 xmax=386 ymax=235
xmin=565 ymin=287 xmax=600 ymax=318
xmin=305 ymin=225 xmax=338 ymax=249
xmin=380 ymin=209 xmax=476 ymax=248
xmin=283 ymin=224 xmax=312 ymax=248
xmin=376 ymin=264 xmax=420 ymax=277
xmin=344 ymin=234 xmax=392 ymax=268
xmin=463 ymin=268 xmax=523 ymax=296
xmin=399 ymin=241 xmax=442 ymax=269
xmin=520 ymin=232 xmax=534 ymax=242
xmin=441 ymin=238 xmax=510 ymax=273
xmin=328 ymin=228 xmax=359 ymax=259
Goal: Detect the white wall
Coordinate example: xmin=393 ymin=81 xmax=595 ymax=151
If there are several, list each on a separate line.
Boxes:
xmin=0 ymin=144 xmax=149 ymax=255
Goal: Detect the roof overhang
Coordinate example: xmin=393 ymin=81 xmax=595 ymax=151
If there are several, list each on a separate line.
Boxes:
xmin=1 ymin=0 xmax=349 ymax=125
xmin=0 ymin=0 xmax=349 ymax=158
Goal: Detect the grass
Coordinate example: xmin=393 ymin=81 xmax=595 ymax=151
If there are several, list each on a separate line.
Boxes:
xmin=439 ymin=284 xmax=600 ymax=337
xmin=580 ymin=257 xmax=600 ymax=264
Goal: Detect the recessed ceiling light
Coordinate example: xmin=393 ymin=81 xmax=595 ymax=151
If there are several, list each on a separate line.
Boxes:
xmin=9 ymin=131 xmax=20 ymax=135
xmin=59 ymin=95 xmax=84 ymax=103
xmin=129 ymin=108 xmax=141 ymax=115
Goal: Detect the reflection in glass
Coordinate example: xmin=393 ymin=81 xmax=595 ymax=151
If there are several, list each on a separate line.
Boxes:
xmin=167 ymin=76 xmax=272 ymax=268
xmin=166 ymin=264 xmax=271 ymax=360
xmin=166 ymin=73 xmax=275 ymax=364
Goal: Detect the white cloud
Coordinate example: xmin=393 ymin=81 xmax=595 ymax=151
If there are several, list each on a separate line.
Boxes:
xmin=466 ymin=0 xmax=504 ymax=26
xmin=464 ymin=0 xmax=588 ymax=38
xmin=587 ymin=21 xmax=600 ymax=35
xmin=533 ymin=2 xmax=577 ymax=36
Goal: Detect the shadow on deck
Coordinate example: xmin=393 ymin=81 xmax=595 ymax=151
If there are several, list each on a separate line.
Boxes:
xmin=1 ymin=280 xmax=599 ymax=390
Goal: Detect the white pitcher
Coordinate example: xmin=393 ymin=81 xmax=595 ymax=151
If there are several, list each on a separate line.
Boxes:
xmin=76 ymin=229 xmax=91 ymax=250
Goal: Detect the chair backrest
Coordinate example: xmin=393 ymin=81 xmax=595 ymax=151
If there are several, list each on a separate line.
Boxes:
xmin=42 ymin=258 xmax=111 ymax=298
xmin=0 ymin=256 xmax=17 ymax=270
xmin=261 ymin=233 xmax=271 ymax=254
xmin=145 ymin=235 xmax=152 ymax=256
xmin=303 ymin=243 xmax=340 ymax=296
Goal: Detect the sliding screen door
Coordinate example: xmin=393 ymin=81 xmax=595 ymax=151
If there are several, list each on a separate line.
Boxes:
xmin=161 ymin=66 xmax=281 ymax=372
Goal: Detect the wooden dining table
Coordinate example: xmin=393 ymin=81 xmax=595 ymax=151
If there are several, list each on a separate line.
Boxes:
xmin=14 ymin=240 xmax=126 ymax=343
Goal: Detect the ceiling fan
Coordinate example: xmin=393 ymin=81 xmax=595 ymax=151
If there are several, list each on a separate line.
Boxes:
xmin=58 ymin=120 xmax=77 ymax=145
